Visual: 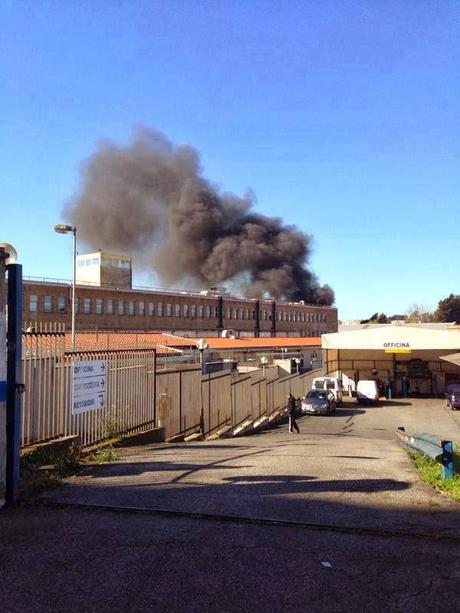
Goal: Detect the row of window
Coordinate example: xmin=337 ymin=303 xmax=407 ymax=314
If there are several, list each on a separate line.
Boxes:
xmin=28 ymin=295 xmax=327 ymax=323
xmin=77 ymin=257 xmax=131 ymax=269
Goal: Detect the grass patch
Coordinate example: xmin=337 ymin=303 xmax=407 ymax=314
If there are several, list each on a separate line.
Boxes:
xmin=20 ymin=453 xmax=81 ymax=498
xmin=408 ymin=450 xmax=460 ymax=502
xmin=86 ymin=445 xmax=119 ymax=464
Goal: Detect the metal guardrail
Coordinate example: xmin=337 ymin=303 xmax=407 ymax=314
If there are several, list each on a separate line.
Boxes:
xmin=396 ymin=426 xmax=455 ymax=479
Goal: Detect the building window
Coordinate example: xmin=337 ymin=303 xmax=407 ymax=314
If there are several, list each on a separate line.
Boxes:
xmin=166 ymin=303 xmax=173 ymax=317
xmin=128 ymin=300 xmax=135 ymax=315
xmin=118 ymin=300 xmax=125 ymax=315
xmin=158 ymin=302 xmax=164 ymax=317
xmin=138 ymin=301 xmax=145 ymax=316
xmin=214 ymin=307 xmax=219 ymax=318
xmin=234 ymin=307 xmax=239 ymax=320
xmin=106 ymin=299 xmax=114 ymax=315
xmin=191 ymin=305 xmax=197 ymax=318
xmin=241 ymin=309 xmax=245 ymax=320
xmin=75 ymin=298 xmax=79 ymax=314
xmin=57 ymin=296 xmax=66 ymax=313
xmin=29 ymin=295 xmax=38 ymax=313
xmin=148 ymin=302 xmax=155 ymax=316
xmin=83 ymin=298 xmax=91 ymax=314
xmin=96 ymin=298 xmax=103 ymax=315
xmin=183 ymin=304 xmax=189 ymax=318
xmin=227 ymin=307 xmax=232 ymax=319
xmin=175 ymin=304 xmax=181 ymax=317
xmin=206 ymin=305 xmax=211 ymax=318
xmin=44 ymin=296 xmax=53 ymax=313
xmin=199 ymin=305 xmax=204 ymax=318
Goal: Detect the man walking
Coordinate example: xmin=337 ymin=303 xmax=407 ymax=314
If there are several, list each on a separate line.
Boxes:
xmin=287 ymin=393 xmax=300 ymax=433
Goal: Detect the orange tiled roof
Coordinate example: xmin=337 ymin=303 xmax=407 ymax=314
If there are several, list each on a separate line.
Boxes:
xmin=65 ymin=332 xmax=195 ymax=354
xmin=204 ymin=336 xmax=321 ymax=350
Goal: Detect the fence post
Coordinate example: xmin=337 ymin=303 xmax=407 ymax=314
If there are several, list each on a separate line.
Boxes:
xmin=441 ymin=440 xmax=454 ymax=479
xmin=6 ymin=263 xmax=23 ymax=504
xmin=0 ymin=249 xmax=7 ymax=505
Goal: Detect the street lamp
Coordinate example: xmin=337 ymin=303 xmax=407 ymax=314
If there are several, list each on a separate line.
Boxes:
xmin=260 ymin=355 xmax=268 ymax=377
xmin=196 ymin=338 xmax=208 ymax=370
xmin=54 ymin=224 xmax=77 ymax=351
xmin=294 ymin=356 xmax=301 ymax=374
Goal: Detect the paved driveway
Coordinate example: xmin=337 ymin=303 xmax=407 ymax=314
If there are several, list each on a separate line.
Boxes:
xmin=42 ymin=398 xmax=460 ymax=537
xmin=5 ymin=397 xmax=460 ymax=613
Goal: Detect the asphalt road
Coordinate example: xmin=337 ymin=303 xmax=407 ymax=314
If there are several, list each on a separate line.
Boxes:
xmin=2 ymin=397 xmax=460 ymax=612
xmin=42 ymin=397 xmax=460 ymax=536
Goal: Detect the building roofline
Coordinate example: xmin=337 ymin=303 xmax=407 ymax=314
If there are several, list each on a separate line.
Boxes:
xmin=23 ymin=276 xmax=337 ymax=309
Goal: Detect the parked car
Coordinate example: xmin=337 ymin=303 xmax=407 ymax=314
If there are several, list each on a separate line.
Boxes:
xmin=445 ymin=383 xmax=460 ymax=410
xmin=356 ymin=380 xmax=379 ymax=404
xmin=301 ymin=389 xmax=336 ymax=415
xmin=311 ymin=376 xmax=344 ymax=405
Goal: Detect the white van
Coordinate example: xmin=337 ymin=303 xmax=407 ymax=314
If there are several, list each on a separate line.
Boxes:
xmin=356 ymin=380 xmax=379 ymax=404
xmin=312 ymin=377 xmax=343 ymax=405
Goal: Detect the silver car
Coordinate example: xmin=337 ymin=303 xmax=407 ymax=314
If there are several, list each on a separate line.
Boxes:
xmin=301 ymin=389 xmax=336 ymax=415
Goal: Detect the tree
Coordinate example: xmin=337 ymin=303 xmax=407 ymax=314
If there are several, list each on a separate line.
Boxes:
xmin=434 ymin=294 xmax=460 ymax=323
xmin=360 ymin=312 xmax=388 ymax=324
xmin=406 ymin=304 xmax=434 ymax=323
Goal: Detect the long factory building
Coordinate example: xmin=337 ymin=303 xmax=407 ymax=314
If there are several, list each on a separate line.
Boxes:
xmin=23 ymin=251 xmax=338 ymax=337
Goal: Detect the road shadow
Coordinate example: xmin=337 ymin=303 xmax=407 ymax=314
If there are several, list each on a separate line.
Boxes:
xmin=39 ymin=455 xmax=460 ymax=538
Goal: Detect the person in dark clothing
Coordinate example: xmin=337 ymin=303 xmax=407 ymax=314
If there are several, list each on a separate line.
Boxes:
xmin=287 ymin=394 xmax=300 ymax=433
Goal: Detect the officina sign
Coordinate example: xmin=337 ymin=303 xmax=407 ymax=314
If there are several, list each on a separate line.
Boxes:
xmin=383 ymin=342 xmax=411 ymax=354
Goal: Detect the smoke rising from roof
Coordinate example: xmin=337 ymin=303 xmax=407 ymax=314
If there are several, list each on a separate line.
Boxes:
xmin=65 ymin=127 xmax=334 ymax=305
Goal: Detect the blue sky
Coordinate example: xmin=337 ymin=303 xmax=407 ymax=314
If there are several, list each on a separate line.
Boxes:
xmin=1 ymin=1 xmax=459 ymax=320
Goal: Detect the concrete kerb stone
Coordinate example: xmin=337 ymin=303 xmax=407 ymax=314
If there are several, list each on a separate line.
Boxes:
xmin=184 ymin=432 xmax=204 ymax=442
xmin=207 ymin=425 xmax=234 ymax=440
xmin=21 ymin=435 xmax=81 ymax=466
xmin=82 ymin=427 xmax=165 ymax=457
xmin=232 ymin=418 xmax=254 ymax=436
xmin=166 ymin=433 xmax=186 ymax=444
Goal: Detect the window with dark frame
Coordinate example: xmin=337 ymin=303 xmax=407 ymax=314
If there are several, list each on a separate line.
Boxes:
xmin=58 ymin=296 xmax=66 ymax=313
xmin=44 ymin=295 xmax=53 ymax=313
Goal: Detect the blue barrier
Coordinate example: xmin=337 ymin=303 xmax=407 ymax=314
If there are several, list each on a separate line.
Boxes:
xmin=396 ymin=426 xmax=455 ymax=479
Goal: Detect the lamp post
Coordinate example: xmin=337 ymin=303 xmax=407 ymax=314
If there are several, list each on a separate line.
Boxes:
xmin=196 ymin=338 xmax=208 ymax=371
xmin=294 ymin=356 xmax=301 ymax=375
xmin=54 ymin=224 xmax=77 ymax=351
xmin=260 ymin=355 xmax=268 ymax=377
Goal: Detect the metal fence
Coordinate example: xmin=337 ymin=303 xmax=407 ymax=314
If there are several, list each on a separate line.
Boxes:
xmin=396 ymin=426 xmax=455 ymax=479
xmin=157 ymin=365 xmax=326 ymax=439
xmin=22 ymin=333 xmax=156 ymax=447
xmin=21 ymin=331 xmax=326 ymax=447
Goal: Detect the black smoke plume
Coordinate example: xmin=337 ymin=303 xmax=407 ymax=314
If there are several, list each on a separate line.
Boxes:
xmin=65 ymin=127 xmax=334 ymax=305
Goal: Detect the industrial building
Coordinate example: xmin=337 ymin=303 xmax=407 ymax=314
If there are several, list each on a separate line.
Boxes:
xmin=23 ymin=251 xmax=338 ymax=337
xmin=322 ymin=322 xmax=460 ymax=395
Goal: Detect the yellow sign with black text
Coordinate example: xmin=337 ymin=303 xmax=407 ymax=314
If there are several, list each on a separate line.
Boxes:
xmin=383 ymin=342 xmax=411 ymax=354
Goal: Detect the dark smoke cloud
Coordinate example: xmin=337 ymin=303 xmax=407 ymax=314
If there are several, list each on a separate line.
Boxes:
xmin=65 ymin=127 xmax=334 ymax=305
